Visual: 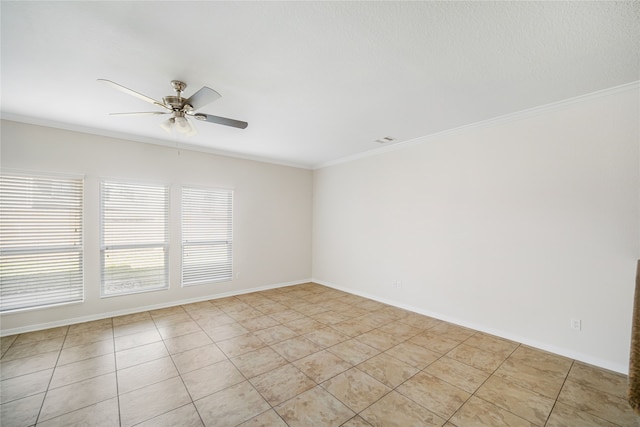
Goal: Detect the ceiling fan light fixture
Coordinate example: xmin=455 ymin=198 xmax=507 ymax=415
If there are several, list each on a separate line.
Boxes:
xmin=101 ymin=79 xmax=247 ymax=133
xmin=160 ymin=117 xmax=175 ymax=133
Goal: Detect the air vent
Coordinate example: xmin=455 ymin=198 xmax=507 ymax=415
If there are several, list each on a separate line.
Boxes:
xmin=375 ymin=136 xmax=396 ymax=144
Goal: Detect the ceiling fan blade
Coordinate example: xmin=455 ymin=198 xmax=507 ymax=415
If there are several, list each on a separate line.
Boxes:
xmin=186 ymin=86 xmax=221 ymax=110
xmin=98 ymin=79 xmax=169 ymax=110
xmin=192 ymin=113 xmax=248 ymax=129
xmin=109 ymin=111 xmax=169 ymax=116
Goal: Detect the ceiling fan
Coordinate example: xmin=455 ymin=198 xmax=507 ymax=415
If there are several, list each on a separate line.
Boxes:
xmin=98 ymin=79 xmax=248 ymax=135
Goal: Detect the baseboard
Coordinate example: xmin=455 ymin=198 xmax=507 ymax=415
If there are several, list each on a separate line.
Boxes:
xmin=313 ymin=278 xmax=628 ymax=374
xmin=0 ymin=278 xmax=312 ymax=337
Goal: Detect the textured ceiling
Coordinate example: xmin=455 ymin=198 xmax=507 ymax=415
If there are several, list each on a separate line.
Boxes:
xmin=1 ymin=1 xmax=639 ymax=168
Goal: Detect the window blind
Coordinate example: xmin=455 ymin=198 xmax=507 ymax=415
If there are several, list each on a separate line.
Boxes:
xmin=182 ymin=187 xmax=233 ymax=286
xmin=101 ymin=180 xmax=169 ymax=296
xmin=0 ymin=174 xmax=84 ymax=312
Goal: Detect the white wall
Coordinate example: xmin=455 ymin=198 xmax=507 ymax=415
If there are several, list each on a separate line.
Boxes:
xmin=312 ymin=86 xmax=640 ymax=373
xmin=0 ymin=120 xmax=312 ymax=333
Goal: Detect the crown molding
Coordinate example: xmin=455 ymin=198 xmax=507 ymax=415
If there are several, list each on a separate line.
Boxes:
xmin=314 ymin=80 xmax=640 ymax=170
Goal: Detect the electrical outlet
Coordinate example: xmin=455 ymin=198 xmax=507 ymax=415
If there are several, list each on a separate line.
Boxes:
xmin=570 ymin=318 xmax=582 ymax=331
xmin=393 ymin=280 xmax=402 ymax=289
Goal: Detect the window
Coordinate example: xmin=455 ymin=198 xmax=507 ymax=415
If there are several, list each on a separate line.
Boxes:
xmin=182 ymin=186 xmax=233 ymax=286
xmin=0 ymin=173 xmax=83 ymax=312
xmin=101 ymin=180 xmax=168 ymax=296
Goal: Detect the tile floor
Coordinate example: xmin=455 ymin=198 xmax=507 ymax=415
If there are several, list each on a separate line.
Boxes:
xmin=1 ymin=282 xmax=638 ymax=426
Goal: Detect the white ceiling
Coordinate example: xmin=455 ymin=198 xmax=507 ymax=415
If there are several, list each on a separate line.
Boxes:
xmin=2 ymin=1 xmax=638 ymax=169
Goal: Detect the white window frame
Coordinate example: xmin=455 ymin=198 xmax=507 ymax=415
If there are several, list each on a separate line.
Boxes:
xmin=100 ymin=179 xmax=169 ymax=297
xmin=181 ymin=186 xmax=233 ymax=286
xmin=0 ymin=171 xmax=84 ymax=312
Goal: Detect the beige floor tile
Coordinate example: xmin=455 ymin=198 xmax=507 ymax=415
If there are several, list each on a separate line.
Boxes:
xmin=67 ymin=318 xmax=113 ymax=335
xmin=195 ymin=380 xmax=270 ymax=427
xmin=58 ymin=339 xmax=114 ymax=366
xmin=398 ymin=313 xmax=443 ymax=330
xmin=226 ymin=308 xmax=264 ymax=322
xmin=250 ymin=363 xmax=316 ymax=406
xmin=216 ymin=333 xmax=266 ymax=358
xmin=231 ymin=346 xmax=289 ymax=379
xmin=304 ymin=327 xmax=350 ymax=347
xmin=357 ymin=353 xmax=419 ymax=388
xmin=3 ymin=283 xmax=634 ymax=427
xmin=310 ymin=310 xmax=352 ymax=325
xmin=293 ymin=350 xmax=351 ymax=383
xmin=0 ymin=391 xmax=44 ymax=427
xmin=163 ymin=330 xmax=212 ymax=355
xmin=0 ymin=350 xmax=58 ymax=380
xmin=152 ymin=312 xmax=193 ymax=328
xmin=119 ymin=376 xmax=191 ymax=427
xmin=136 ymin=403 xmax=204 ymax=427
xmin=268 ymin=309 xmax=306 ymax=323
xmin=328 ymin=339 xmax=380 ymax=365
xmin=239 ymin=315 xmax=280 ymax=331
xmin=117 ymin=356 xmax=178 ymax=394
xmin=39 ymin=372 xmax=117 ymax=422
xmin=253 ymin=325 xmax=299 ymax=345
xmin=321 ymin=367 xmax=391 ymax=412
xmin=447 ymin=343 xmax=508 ymax=373
xmin=157 ymin=320 xmax=202 ymax=340
xmin=384 ymin=341 xmax=440 ymax=369
xmin=276 ymin=386 xmax=355 ymax=426
xmin=112 ymin=311 xmax=152 ymax=327
xmin=507 ymin=345 xmax=572 ymax=377
xmin=0 ymin=368 xmax=53 ymax=404
xmin=424 ymin=356 xmax=490 ymax=394
xmin=377 ymin=321 xmax=422 ymax=341
xmin=50 ymin=353 xmax=115 ymax=389
xmin=238 ymin=409 xmax=288 ymax=426
xmin=397 ymin=371 xmax=470 ymax=419
xmin=284 ymin=317 xmax=326 ymax=334
xmin=342 ymin=415 xmax=374 ymax=426
xmin=409 ymin=331 xmax=461 ymax=354
xmin=193 ymin=311 xmax=236 ymax=327
xmin=317 ymin=300 xmax=352 ymax=314
xmin=450 ymin=395 xmax=535 ymax=427
xmin=171 ymin=343 xmax=227 ymax=374
xmin=181 ymin=359 xmax=245 ymax=400
xmin=294 ymin=303 xmax=331 ymax=317
xmin=360 ymin=390 xmax=446 ymax=427
xmin=430 ymin=322 xmax=476 ymax=341
xmin=494 ymin=358 xmax=566 ymax=399
xmin=332 ymin=318 xmax=377 ymax=337
xmin=149 ymin=305 xmax=188 ymax=318
xmin=271 ymin=336 xmax=323 ymax=362
xmin=546 ymin=401 xmax=618 ymax=427
xmin=355 ymin=329 xmax=401 ymax=351
xmin=557 ymin=379 xmax=640 ymax=426
xmin=115 ymin=341 xmax=168 ymax=370
xmin=203 ymin=322 xmax=249 ymax=342
xmin=0 ymin=335 xmax=17 ymax=358
xmin=255 ymin=303 xmax=289 ymax=315
xmin=113 ymin=319 xmax=156 ymax=338
xmin=13 ymin=326 xmax=68 ymax=346
xmin=2 ymin=337 xmax=64 ymax=361
xmin=378 ymin=306 xmax=411 ymax=320
xmin=463 ymin=333 xmax=519 ymax=357
xmin=36 ymin=397 xmax=119 ymax=427
xmin=114 ymin=328 xmax=161 ymax=352
xmin=475 ymin=375 xmax=554 ymax=425
xmin=63 ymin=328 xmax=113 ymax=348
xmin=567 ymin=361 xmax=629 ymax=399
xmin=355 ymin=300 xmax=387 ymax=312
